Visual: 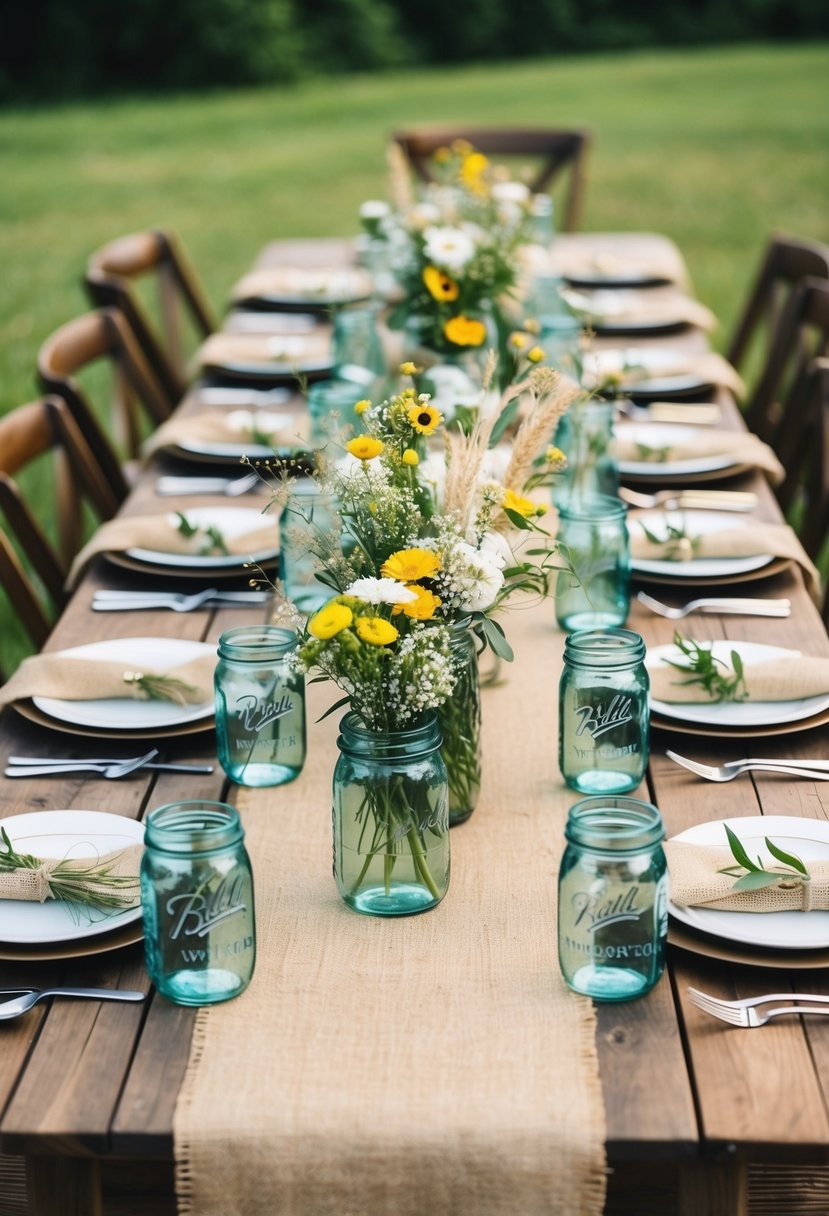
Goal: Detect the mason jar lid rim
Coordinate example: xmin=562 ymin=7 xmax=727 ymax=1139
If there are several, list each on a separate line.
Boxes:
xmin=218 ymin=625 xmax=297 ymax=657
xmin=558 ymin=493 xmax=627 ymax=520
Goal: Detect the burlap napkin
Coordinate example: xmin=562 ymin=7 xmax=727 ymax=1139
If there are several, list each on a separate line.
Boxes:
xmin=142 ymin=409 xmax=310 ymax=456
xmin=0 ymin=650 xmax=216 ymax=708
xmin=649 ymin=653 xmax=829 ymax=704
xmin=610 ymin=351 xmax=745 ymax=396
xmin=66 ymin=512 xmax=276 ymax=587
xmin=666 ymin=839 xmax=829 ymax=912
xmin=228 ymin=266 xmax=373 ymax=305
xmin=0 ymin=843 xmax=143 ymax=905
xmin=615 ymin=426 xmax=784 ymax=482
xmin=198 ymin=331 xmax=331 ymax=371
xmin=630 ymin=520 xmax=821 ymax=602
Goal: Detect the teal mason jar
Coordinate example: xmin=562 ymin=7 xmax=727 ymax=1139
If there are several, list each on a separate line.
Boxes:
xmin=555 ymin=493 xmax=630 ymax=631
xmin=437 ymin=622 xmax=482 ymax=827
xmin=279 ymin=479 xmax=334 ymax=616
xmin=553 ymin=399 xmax=619 ymax=501
xmin=215 ymin=626 xmax=306 ymax=787
xmin=333 ymin=712 xmax=450 ymax=916
xmin=141 ymin=800 xmax=255 ymax=1006
xmin=558 ymin=796 xmax=667 ymax=1001
xmin=559 ymin=628 xmax=649 ymax=794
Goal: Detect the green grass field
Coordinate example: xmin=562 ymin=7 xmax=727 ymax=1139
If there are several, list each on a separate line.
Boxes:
xmin=1 ymin=41 xmax=828 ymax=669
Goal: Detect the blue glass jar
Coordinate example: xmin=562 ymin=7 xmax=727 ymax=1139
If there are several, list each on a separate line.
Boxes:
xmin=559 ymin=628 xmax=649 ymax=794
xmin=558 ymin=796 xmax=667 ymax=1001
xmin=555 ymin=493 xmax=630 ymax=631
xmin=553 ymin=399 xmax=619 ymax=501
xmin=528 ymin=273 xmax=582 ymax=374
xmin=215 ymin=626 xmax=305 ymax=787
xmin=332 ymin=304 xmax=385 ymax=385
xmin=333 ymin=712 xmax=450 ymax=916
xmin=437 ymin=622 xmax=482 ymax=827
xmin=141 ymin=800 xmax=255 ymax=1006
xmin=279 ymin=479 xmax=334 ymax=616
xmin=307 ymin=377 xmax=370 ymax=448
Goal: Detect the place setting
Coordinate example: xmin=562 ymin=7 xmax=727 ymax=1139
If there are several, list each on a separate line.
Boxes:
xmin=196 ymin=328 xmax=335 ymax=384
xmin=561 ymin=285 xmax=716 ymax=336
xmin=142 ymin=404 xmax=312 ymax=468
xmin=613 ymin=417 xmax=784 ymax=485
xmin=582 ymin=345 xmax=745 ymax=400
xmin=227 ymin=264 xmax=374 ymax=312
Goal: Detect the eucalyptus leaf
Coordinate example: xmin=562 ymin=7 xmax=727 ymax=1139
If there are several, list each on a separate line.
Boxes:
xmin=724 ymin=824 xmax=762 ymax=873
xmin=731 ymin=871 xmax=790 ymax=892
xmin=504 ymin=507 xmax=532 ymax=530
xmin=764 ymin=836 xmax=808 ymax=876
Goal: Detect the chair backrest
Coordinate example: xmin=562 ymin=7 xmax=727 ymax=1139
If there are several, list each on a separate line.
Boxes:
xmin=0 ymin=396 xmax=121 ymax=603
xmin=38 ymin=306 xmax=171 ymax=476
xmin=85 ymin=229 xmax=218 ymax=405
xmin=391 ymin=126 xmax=592 ymax=231
xmin=743 ymin=278 xmax=829 ymax=446
xmin=0 ymin=529 xmax=52 ymax=682
xmin=774 ymin=357 xmax=829 ymax=559
xmin=727 ymin=233 xmax=829 ymax=377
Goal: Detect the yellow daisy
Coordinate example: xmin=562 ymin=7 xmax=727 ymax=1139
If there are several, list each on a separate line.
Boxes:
xmin=346 ymin=435 xmax=383 ymax=461
xmin=422 ymin=265 xmax=460 ymax=302
xmin=381 ymin=548 xmax=441 ymax=582
xmin=443 ymin=315 xmax=487 ymax=347
xmin=308 ymin=601 xmax=353 ymax=640
xmin=399 ymin=361 xmax=418 ymax=376
xmin=503 ymin=488 xmax=546 ymax=519
xmin=527 ymin=346 xmax=546 ymax=364
xmin=402 ymin=448 xmax=419 ymax=467
xmin=356 ymin=617 xmax=399 ymax=646
xmin=393 ymin=584 xmax=442 ymax=621
xmin=354 ymin=398 xmax=371 ymax=415
xmin=407 ymin=401 xmax=442 ymax=436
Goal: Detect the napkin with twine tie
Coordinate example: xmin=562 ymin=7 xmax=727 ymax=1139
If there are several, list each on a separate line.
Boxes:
xmin=665 ymin=838 xmax=829 ymax=912
xmin=0 ymin=649 xmax=216 ymax=709
xmin=142 ymin=409 xmax=310 ymax=457
xmin=228 ymin=266 xmax=373 ymax=306
xmin=610 ymin=351 xmax=745 ymax=396
xmin=197 ymin=330 xmax=332 ymax=372
xmin=615 ymin=426 xmax=784 ymax=481
xmin=66 ymin=511 xmax=276 ymax=588
xmin=544 ymin=244 xmax=689 ymax=290
xmin=630 ymin=520 xmax=821 ymax=604
xmin=649 ymin=652 xmax=829 ymax=704
xmin=0 ymin=837 xmax=143 ymax=906
xmin=566 ymin=289 xmax=717 ymax=332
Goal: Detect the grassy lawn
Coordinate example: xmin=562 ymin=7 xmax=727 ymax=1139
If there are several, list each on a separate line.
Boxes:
xmin=1 ymin=41 xmax=828 ymax=667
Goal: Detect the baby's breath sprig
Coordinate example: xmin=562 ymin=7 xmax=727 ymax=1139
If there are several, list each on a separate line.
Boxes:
xmin=664 ymin=632 xmax=748 ymax=703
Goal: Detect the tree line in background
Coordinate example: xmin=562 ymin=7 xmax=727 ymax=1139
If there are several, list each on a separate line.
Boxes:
xmin=4 ymin=0 xmax=828 ymax=100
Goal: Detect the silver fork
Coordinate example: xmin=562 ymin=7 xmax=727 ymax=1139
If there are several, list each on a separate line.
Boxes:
xmin=155 ymin=472 xmax=260 ymax=496
xmin=688 ymin=987 xmax=829 ymax=1027
xmin=637 ymin=591 xmax=791 ymax=619
xmin=0 ymin=988 xmax=145 ymax=1021
xmin=619 ymin=486 xmax=758 ymax=512
xmin=666 ymin=750 xmax=829 ymax=782
xmin=4 ymin=750 xmax=166 ymax=780
xmin=92 ymin=588 xmax=271 ymax=612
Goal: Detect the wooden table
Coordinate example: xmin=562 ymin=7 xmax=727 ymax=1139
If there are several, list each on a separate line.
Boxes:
xmin=1 ymin=234 xmax=829 ymax=1216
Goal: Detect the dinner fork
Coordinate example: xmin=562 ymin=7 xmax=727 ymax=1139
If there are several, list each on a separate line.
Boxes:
xmin=665 ymin=750 xmax=829 ymax=782
xmin=92 ymin=588 xmax=271 ymax=612
xmin=619 ymin=487 xmax=758 ymax=512
xmin=0 ymin=988 xmax=145 ymax=1021
xmin=687 ymin=987 xmax=829 ymax=1028
xmin=637 ymin=591 xmax=791 ymax=619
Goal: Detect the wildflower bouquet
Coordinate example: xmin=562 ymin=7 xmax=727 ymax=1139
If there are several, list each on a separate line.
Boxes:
xmin=371 ymin=141 xmax=538 ymax=361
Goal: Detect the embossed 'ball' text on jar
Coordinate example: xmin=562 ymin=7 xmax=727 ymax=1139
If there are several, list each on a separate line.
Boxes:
xmin=141 ymin=800 xmax=256 ymax=1006
xmin=559 ymin=627 xmax=649 ymax=794
xmin=558 ymin=796 xmax=667 ymax=1001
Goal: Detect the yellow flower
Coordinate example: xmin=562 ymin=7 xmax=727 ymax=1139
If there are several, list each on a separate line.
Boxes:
xmin=527 ymin=346 xmax=545 ymax=364
xmin=356 ymin=617 xmax=399 ymax=646
xmin=463 ymin=151 xmax=489 ymax=176
xmin=399 ymin=361 xmax=417 ymax=376
xmin=346 ymin=435 xmax=384 ymax=461
xmin=451 ymin=138 xmax=473 ymax=156
xmin=523 ymin=317 xmax=541 ymax=335
xmin=423 ymin=265 xmax=460 ymax=302
xmin=503 ymin=488 xmax=546 ymax=519
xmin=381 ymin=548 xmax=441 ymax=582
xmin=509 ymin=330 xmax=528 ymax=349
xmin=354 ymin=398 xmax=371 ymax=415
xmin=443 ymin=315 xmax=487 ymax=347
xmin=308 ymin=601 xmax=353 ymax=639
xmin=393 ymin=584 xmax=442 ymax=621
xmin=546 ymin=445 xmax=568 ymax=470
xmin=402 ymin=448 xmax=419 ymax=467
xmin=407 ymin=401 xmax=442 ymax=436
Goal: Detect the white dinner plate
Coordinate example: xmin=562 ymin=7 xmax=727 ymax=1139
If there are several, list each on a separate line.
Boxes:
xmin=629 ymin=510 xmax=772 ymax=579
xmin=564 ymin=289 xmax=687 ymax=332
xmin=616 ymin=422 xmax=736 ymax=477
xmin=0 ymin=810 xmax=144 ymax=944
xmin=33 ymin=637 xmax=215 ymax=730
xmin=583 ymin=348 xmax=711 ymax=396
xmin=175 ymin=438 xmax=295 ymax=461
xmin=127 ymin=507 xmax=278 ymax=570
xmin=668 ymin=817 xmax=829 ymax=950
xmin=647 ymin=640 xmax=829 ymax=727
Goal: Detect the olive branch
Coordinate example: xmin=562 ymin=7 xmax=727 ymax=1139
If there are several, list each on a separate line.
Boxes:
xmin=718 ymin=824 xmax=810 ymax=893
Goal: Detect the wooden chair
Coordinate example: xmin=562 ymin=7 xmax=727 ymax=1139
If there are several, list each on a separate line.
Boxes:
xmin=743 ymin=277 xmax=829 ymax=447
xmin=391 ymin=126 xmax=592 ymax=231
xmin=38 ymin=306 xmax=172 ymax=478
xmin=727 ymin=233 xmax=829 ymax=385
xmin=85 ymin=229 xmax=218 ymax=405
xmin=0 ymin=397 xmax=122 ymax=677
xmin=774 ymin=357 xmax=829 ymax=554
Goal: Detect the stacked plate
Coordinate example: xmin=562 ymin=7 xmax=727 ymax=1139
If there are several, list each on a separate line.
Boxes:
xmin=628 ymin=510 xmax=789 ymax=589
xmin=668 ymin=816 xmax=829 ymax=968
xmin=582 ymin=348 xmax=714 ymax=400
xmin=107 ymin=507 xmax=280 ymax=580
xmin=0 ymin=810 xmax=145 ymax=961
xmin=617 ymin=421 xmax=751 ymax=484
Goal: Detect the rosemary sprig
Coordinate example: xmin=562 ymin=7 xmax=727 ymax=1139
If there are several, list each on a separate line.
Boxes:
xmin=635 ymin=441 xmax=672 ymax=462
xmin=0 ymin=827 xmax=139 ymax=912
xmin=122 ymin=672 xmax=200 ymax=705
xmin=175 ymin=512 xmax=230 ymax=556
xmin=718 ymin=824 xmax=810 ymax=893
xmin=665 ymin=632 xmax=748 ymax=702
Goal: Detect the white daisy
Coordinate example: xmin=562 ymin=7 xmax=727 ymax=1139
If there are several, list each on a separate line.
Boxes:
xmin=346 ymin=577 xmax=418 ymax=605
xmin=422 ymin=225 xmax=477 ymax=272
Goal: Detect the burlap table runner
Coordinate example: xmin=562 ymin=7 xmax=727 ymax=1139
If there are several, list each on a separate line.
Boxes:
xmin=649 ymin=655 xmax=829 ymax=704
xmin=173 ymin=603 xmax=607 ymax=1216
xmin=665 ymin=840 xmax=829 ymax=912
xmin=0 ymin=651 xmax=216 ymax=708
xmin=630 ymin=521 xmax=821 ymax=603
xmin=142 ymin=409 xmax=311 ymax=457
xmin=67 ymin=513 xmax=277 ymax=588
xmin=615 ymin=426 xmax=784 ymax=482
